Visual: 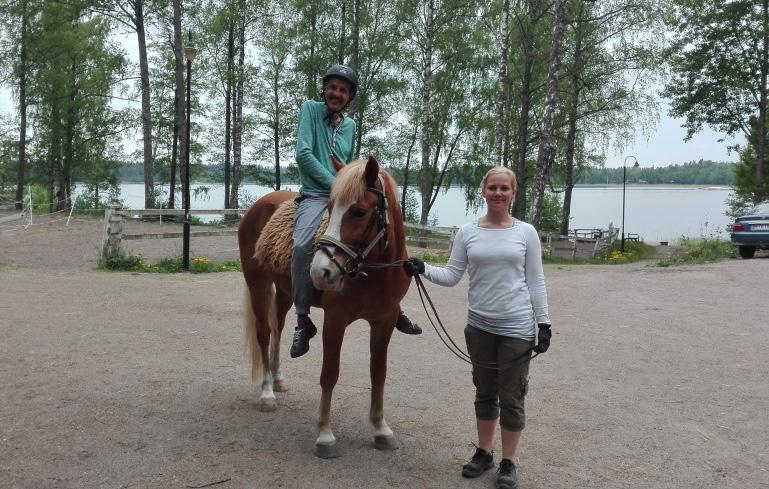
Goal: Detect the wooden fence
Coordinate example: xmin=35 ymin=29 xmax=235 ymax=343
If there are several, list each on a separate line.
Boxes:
xmin=540 ymin=224 xmax=619 ymax=260
xmin=101 ymin=207 xmax=618 ymax=262
xmin=100 ymin=207 xmax=458 ymax=261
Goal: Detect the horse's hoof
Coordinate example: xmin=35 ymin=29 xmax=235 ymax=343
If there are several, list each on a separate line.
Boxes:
xmin=314 ymin=442 xmax=338 ymax=459
xmin=374 ymin=435 xmax=399 ymax=451
xmin=257 ymin=398 xmax=277 ymax=412
xmin=273 ymin=380 xmax=288 ymax=392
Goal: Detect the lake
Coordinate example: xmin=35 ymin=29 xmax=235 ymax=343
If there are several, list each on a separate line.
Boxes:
xmin=87 ymin=183 xmax=734 ymax=244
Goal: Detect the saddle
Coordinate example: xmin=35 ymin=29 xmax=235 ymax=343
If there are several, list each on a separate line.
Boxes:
xmin=253 ymin=200 xmax=329 ymax=275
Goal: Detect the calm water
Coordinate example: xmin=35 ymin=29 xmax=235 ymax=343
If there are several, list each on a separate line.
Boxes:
xmin=86 ymin=183 xmax=734 ymax=244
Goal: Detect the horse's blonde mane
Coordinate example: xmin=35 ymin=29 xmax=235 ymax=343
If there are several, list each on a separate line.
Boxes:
xmin=331 ymin=158 xmax=400 ymax=206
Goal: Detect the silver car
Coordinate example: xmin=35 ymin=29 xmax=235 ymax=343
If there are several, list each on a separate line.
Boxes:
xmin=730 ymin=201 xmax=769 ymax=259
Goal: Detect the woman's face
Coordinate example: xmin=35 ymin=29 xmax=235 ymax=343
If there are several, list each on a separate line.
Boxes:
xmin=482 ymin=173 xmax=516 ymax=211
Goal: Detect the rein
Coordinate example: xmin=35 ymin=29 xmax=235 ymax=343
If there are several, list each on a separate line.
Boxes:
xmin=412 ymin=274 xmax=539 ymax=371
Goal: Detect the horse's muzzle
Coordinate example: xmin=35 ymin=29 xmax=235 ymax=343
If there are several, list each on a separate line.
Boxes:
xmin=310 ymin=250 xmax=345 ymax=291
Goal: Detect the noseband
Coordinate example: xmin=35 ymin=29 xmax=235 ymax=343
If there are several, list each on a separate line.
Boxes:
xmin=316 ymin=175 xmax=389 ymax=278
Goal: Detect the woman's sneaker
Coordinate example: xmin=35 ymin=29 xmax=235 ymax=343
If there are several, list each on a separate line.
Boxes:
xmin=497 ymin=458 xmax=518 ymax=489
xmin=462 ymin=447 xmax=494 ymax=478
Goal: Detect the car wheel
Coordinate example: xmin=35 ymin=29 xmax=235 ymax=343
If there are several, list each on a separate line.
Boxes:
xmin=739 ymin=246 xmax=756 ymax=259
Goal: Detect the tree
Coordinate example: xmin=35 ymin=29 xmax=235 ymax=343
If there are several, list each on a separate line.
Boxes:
xmin=528 ymin=0 xmax=567 ymax=229
xmin=664 ymin=0 xmax=769 ymax=203
xmin=89 ymin=0 xmax=160 ymax=208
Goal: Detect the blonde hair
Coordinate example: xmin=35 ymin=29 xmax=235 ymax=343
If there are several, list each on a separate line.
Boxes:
xmin=481 ymin=166 xmax=517 ymax=191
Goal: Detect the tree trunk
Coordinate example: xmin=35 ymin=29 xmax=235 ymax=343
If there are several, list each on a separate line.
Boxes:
xmin=512 ymin=0 xmax=536 ymax=220
xmin=172 ymin=0 xmax=187 ymax=211
xmin=229 ymin=0 xmax=245 ymax=210
xmin=419 ymin=0 xmax=435 ymax=226
xmin=14 ymin=0 xmax=28 ymax=212
xmin=401 ymin=120 xmax=419 ymax=218
xmin=224 ymin=15 xmax=234 ymax=207
xmin=135 ymin=0 xmax=154 ymax=209
xmin=348 ymin=0 xmax=361 ymax=121
xmin=528 ymin=0 xmax=566 ymax=229
xmin=273 ymin=62 xmax=281 ymax=190
xmin=338 ymin=1 xmax=346 ymax=64
xmin=493 ymin=0 xmax=511 ymax=167
xmin=757 ymin=0 xmax=768 ymax=202
xmin=560 ymin=2 xmax=585 ymax=236
xmin=61 ymin=57 xmax=78 ymax=211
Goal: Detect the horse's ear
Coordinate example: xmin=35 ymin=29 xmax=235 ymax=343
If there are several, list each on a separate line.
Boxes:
xmin=330 ymin=154 xmax=345 ymax=173
xmin=365 ymin=155 xmax=379 ymax=188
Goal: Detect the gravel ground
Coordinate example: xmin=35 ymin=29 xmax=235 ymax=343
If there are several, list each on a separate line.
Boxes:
xmin=1 ymin=214 xmax=768 ymax=489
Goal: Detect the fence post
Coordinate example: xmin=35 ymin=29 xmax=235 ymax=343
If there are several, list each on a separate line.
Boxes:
xmin=100 ymin=206 xmax=123 ymax=266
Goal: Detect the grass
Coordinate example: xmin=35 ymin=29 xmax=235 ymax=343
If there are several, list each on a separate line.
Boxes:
xmin=656 ymin=236 xmax=736 ymax=267
xmin=100 ymin=249 xmax=241 ymax=273
xmin=410 ymin=251 xmax=450 ymax=265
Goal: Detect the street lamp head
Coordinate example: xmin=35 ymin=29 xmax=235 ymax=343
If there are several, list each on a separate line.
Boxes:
xmin=184 ymin=42 xmax=198 ymax=62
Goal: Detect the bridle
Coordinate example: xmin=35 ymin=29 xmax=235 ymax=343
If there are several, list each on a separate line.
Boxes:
xmin=316 ymin=175 xmax=390 ymax=279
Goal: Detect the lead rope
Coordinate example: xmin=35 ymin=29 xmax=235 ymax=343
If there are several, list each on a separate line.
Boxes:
xmin=412 ymin=274 xmax=539 ymax=371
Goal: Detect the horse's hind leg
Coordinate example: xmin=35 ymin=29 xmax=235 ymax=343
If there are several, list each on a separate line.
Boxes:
xmin=369 ymin=318 xmax=398 ymax=450
xmin=270 ymin=288 xmax=292 ymax=393
xmin=244 ymin=278 xmax=279 ymax=412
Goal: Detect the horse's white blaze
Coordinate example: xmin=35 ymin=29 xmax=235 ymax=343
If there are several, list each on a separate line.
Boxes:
xmin=310 ymin=202 xmax=350 ymax=290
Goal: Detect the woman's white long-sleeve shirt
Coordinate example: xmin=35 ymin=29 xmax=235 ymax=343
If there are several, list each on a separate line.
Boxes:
xmin=422 ymin=220 xmax=550 ymax=340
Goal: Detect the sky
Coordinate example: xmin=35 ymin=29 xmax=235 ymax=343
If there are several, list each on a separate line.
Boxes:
xmin=607 ymin=101 xmax=740 ymax=168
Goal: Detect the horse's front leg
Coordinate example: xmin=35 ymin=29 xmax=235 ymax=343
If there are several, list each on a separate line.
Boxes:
xmin=369 ymin=314 xmax=398 ymax=450
xmin=314 ymin=313 xmax=346 ymax=459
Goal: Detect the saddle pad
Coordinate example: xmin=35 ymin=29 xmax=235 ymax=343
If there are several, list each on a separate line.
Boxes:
xmin=253 ymin=200 xmax=330 ymax=275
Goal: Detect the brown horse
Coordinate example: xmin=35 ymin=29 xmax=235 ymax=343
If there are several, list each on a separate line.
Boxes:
xmin=237 ymin=155 xmax=410 ymax=458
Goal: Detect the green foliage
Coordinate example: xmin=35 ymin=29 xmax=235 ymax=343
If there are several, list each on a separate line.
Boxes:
xmin=411 ymin=251 xmax=449 ymax=265
xmin=657 ymin=236 xmax=735 ymax=267
xmin=100 ymin=253 xmax=242 ymax=273
xmin=579 ymin=160 xmax=736 ymax=185
xmin=100 ymin=247 xmax=145 ymax=271
xmin=664 ymin=0 xmax=768 ymax=203
xmin=727 ymin=119 xmax=769 ymax=215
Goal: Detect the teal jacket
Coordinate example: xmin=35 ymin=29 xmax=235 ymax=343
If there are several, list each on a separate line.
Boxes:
xmin=295 ymin=100 xmax=357 ymax=195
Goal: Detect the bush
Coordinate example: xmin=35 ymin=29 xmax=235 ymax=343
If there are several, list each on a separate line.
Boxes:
xmin=657 ymin=236 xmax=735 ymax=267
xmin=99 ymin=252 xmax=241 ymax=273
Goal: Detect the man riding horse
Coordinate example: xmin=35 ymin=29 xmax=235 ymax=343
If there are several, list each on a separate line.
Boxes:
xmin=289 ymin=64 xmax=421 ymax=358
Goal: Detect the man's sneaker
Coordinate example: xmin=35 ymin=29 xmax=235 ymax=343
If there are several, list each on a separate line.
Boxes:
xmin=395 ymin=310 xmax=422 ymax=335
xmin=289 ymin=316 xmax=317 ymax=358
xmin=497 ymin=458 xmax=518 ymax=489
xmin=462 ymin=447 xmax=494 ymax=478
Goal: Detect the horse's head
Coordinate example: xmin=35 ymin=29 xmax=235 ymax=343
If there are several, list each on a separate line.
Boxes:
xmin=310 ymin=155 xmax=398 ymax=291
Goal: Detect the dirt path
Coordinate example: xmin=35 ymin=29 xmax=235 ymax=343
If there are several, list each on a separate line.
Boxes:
xmin=1 ymin=216 xmax=768 ymax=489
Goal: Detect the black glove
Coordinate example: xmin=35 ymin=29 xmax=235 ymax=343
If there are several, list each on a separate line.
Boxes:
xmin=403 ymin=257 xmax=425 ymax=277
xmin=535 ymin=324 xmax=552 ymax=353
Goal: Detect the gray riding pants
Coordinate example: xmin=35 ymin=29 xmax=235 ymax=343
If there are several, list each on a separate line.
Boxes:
xmin=291 ymin=194 xmax=329 ymax=315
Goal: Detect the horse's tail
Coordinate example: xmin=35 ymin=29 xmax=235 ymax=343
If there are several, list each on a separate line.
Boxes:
xmin=243 ymin=281 xmax=278 ymax=382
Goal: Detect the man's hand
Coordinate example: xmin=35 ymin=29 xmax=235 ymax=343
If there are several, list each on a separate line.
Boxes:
xmin=403 ymin=257 xmax=425 ymax=277
xmin=535 ymin=324 xmax=552 ymax=353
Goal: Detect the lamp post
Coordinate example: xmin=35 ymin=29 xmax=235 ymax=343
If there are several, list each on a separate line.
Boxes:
xmin=182 ymin=30 xmax=197 ymax=270
xmin=621 ymin=155 xmax=640 ymax=252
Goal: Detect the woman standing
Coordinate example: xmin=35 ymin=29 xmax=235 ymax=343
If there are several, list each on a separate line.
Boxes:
xmin=404 ymin=166 xmax=552 ymax=489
